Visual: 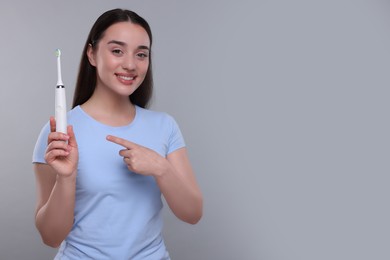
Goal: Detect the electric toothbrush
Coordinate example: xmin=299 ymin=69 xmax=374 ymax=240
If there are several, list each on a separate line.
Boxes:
xmin=55 ymin=49 xmax=67 ymax=134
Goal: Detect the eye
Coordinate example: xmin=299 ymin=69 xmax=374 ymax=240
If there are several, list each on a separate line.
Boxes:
xmin=112 ymin=49 xmax=124 ymax=56
xmin=136 ymin=51 xmax=148 ymax=58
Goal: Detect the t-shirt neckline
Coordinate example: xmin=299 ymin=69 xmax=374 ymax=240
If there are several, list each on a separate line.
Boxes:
xmin=75 ymin=105 xmax=140 ymax=130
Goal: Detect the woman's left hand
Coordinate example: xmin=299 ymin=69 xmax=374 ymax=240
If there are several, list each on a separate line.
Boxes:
xmin=106 ymin=135 xmax=169 ymax=177
xmin=107 ymin=135 xmax=203 ymax=224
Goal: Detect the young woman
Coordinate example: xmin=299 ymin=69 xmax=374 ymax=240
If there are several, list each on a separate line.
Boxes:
xmin=33 ymin=9 xmax=203 ymax=259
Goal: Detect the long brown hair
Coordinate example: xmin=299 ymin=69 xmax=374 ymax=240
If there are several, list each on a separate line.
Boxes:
xmin=72 ymin=9 xmax=153 ymax=108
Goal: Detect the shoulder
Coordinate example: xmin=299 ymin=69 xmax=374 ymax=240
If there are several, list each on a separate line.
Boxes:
xmin=136 ymin=106 xmax=177 ymax=125
xmin=67 ymin=106 xmax=83 ymax=122
xmin=135 ymin=106 xmax=183 ymax=139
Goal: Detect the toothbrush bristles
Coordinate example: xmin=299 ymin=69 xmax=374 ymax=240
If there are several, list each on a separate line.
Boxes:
xmin=55 ymin=49 xmax=61 ymax=57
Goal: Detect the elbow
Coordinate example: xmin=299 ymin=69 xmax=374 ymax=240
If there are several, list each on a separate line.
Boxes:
xmin=186 ymin=213 xmax=202 ymax=225
xmin=181 ymin=197 xmax=203 ymax=225
xmin=37 ymin=228 xmax=63 ymax=248
xmin=35 ymin=222 xmax=63 ymax=248
xmin=178 ymin=211 xmax=202 ymax=225
xmin=41 ymin=237 xmax=62 ymax=248
xmin=190 ymin=194 xmax=203 ymax=224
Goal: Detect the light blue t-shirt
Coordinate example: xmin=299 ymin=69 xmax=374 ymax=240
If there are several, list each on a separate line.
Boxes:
xmin=33 ymin=105 xmax=185 ymax=260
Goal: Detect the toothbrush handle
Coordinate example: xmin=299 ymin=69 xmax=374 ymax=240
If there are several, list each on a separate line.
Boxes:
xmin=55 ymin=86 xmax=67 ymax=134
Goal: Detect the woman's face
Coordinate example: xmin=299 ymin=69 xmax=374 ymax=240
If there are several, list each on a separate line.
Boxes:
xmin=87 ymin=21 xmax=150 ymax=98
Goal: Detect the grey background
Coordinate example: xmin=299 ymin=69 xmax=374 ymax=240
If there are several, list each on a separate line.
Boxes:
xmin=1 ymin=0 xmax=389 ymax=259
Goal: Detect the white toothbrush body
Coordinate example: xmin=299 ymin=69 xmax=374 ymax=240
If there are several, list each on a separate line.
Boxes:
xmin=55 ymin=49 xmax=67 ymax=134
xmin=55 ymin=86 xmax=67 ymax=134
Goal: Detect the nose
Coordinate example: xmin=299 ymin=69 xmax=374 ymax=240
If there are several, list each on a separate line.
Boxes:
xmin=122 ymin=54 xmax=136 ymax=70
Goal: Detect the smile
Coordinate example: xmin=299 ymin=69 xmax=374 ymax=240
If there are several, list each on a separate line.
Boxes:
xmin=116 ymin=75 xmax=135 ymax=81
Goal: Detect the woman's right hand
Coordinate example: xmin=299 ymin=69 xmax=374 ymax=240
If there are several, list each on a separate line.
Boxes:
xmin=44 ymin=117 xmax=78 ymax=177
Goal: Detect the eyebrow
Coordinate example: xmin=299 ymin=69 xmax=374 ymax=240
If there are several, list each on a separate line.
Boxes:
xmin=107 ymin=40 xmax=150 ymax=51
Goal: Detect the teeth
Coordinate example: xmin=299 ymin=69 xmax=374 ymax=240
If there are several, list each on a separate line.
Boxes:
xmin=118 ymin=75 xmax=134 ymax=80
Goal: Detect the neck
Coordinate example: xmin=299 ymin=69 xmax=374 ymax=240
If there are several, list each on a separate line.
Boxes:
xmin=80 ymin=86 xmax=136 ymax=127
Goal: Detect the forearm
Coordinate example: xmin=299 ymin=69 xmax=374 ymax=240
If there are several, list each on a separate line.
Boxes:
xmin=35 ymin=174 xmax=76 ymax=247
xmin=155 ymin=163 xmax=203 ymax=224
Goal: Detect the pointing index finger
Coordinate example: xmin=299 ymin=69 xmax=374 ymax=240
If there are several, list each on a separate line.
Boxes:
xmin=106 ymin=135 xmax=137 ymax=149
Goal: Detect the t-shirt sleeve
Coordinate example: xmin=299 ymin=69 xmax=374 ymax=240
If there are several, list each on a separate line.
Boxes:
xmin=167 ymin=115 xmax=186 ymax=155
xmin=32 ymin=122 xmax=50 ymax=164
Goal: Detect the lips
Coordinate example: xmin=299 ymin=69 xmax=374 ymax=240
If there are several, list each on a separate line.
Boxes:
xmin=115 ymin=73 xmax=136 ymax=84
xmin=118 ymin=75 xmax=134 ymax=80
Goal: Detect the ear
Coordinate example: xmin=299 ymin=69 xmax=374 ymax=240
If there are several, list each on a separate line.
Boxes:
xmin=87 ymin=44 xmax=97 ymax=67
